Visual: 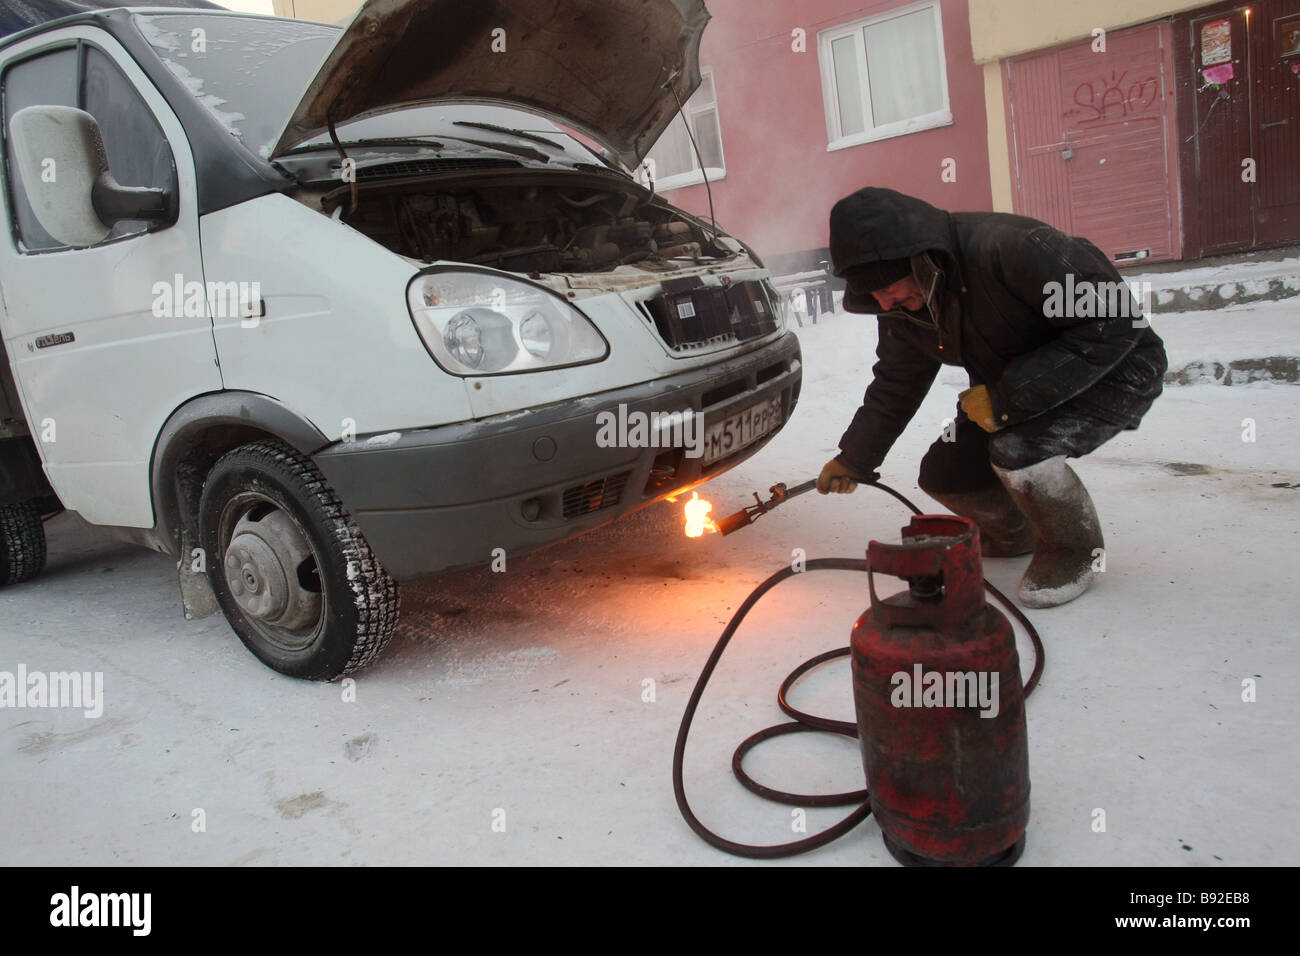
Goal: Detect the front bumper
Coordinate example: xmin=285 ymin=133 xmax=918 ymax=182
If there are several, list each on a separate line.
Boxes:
xmin=313 ymin=332 xmax=802 ymax=580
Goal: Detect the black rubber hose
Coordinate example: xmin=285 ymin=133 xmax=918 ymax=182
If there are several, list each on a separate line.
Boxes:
xmin=671 ymin=480 xmax=1045 ymax=859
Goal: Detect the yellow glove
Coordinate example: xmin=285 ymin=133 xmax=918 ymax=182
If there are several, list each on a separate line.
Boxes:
xmin=817 ymin=458 xmax=859 ymax=494
xmin=959 ymin=385 xmax=1004 ymax=433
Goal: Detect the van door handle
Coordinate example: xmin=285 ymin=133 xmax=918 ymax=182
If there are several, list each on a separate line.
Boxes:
xmin=1260 ymin=120 xmax=1288 ymax=129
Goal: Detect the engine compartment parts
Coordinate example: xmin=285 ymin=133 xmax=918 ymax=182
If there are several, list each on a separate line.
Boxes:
xmin=323 ymin=174 xmax=732 ymax=274
xmin=643 ymin=277 xmax=781 ymax=351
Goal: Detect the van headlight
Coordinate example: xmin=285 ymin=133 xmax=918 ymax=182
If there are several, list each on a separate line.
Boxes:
xmin=407 ymin=271 xmax=608 ymax=375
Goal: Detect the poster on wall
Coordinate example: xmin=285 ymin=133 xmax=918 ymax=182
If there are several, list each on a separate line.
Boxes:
xmin=1279 ymin=17 xmax=1300 ymax=58
xmin=1201 ymin=19 xmax=1232 ymax=66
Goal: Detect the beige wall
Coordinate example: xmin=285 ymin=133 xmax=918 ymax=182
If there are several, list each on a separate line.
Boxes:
xmin=271 ymin=0 xmax=360 ymax=24
xmin=983 ymin=61 xmax=1013 ymax=212
xmin=969 ymin=0 xmax=1202 ymax=63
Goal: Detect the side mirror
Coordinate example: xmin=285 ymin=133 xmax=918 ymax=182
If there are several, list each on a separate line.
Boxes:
xmin=8 ymin=105 xmax=173 ymax=247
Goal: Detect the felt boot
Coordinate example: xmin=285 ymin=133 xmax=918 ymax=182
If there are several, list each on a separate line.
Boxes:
xmin=992 ymin=456 xmax=1104 ymax=608
xmin=924 ymin=484 xmax=1036 ymax=558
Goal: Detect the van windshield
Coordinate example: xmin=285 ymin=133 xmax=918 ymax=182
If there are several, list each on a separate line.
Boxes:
xmin=135 ymin=13 xmax=339 ymax=158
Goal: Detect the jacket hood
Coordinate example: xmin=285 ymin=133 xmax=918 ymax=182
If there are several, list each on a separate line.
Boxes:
xmin=829 ymin=188 xmax=960 ymax=313
xmin=268 ymin=0 xmax=710 ymax=168
xmin=829 ymin=188 xmax=956 ymax=273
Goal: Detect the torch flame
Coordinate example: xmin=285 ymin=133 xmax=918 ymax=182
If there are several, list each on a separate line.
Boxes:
xmin=684 ymin=491 xmax=717 ymax=538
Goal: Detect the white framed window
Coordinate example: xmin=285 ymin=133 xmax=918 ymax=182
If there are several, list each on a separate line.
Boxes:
xmin=640 ymin=69 xmax=725 ymax=190
xmin=818 ymin=2 xmax=952 ymax=151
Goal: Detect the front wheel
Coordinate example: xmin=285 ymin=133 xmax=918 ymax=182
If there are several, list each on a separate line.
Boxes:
xmin=199 ymin=440 xmax=399 ymax=680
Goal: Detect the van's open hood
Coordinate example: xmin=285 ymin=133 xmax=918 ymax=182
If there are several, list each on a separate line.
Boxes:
xmin=269 ymin=0 xmax=710 ymax=168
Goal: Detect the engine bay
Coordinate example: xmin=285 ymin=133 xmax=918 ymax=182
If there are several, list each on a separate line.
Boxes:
xmin=319 ymin=172 xmax=736 ymax=274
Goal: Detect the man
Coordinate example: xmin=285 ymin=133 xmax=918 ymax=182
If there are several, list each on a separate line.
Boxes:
xmin=816 ymin=188 xmax=1167 ymax=608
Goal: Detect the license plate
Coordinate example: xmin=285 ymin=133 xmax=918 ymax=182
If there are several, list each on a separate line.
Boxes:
xmin=702 ymin=396 xmax=784 ymax=466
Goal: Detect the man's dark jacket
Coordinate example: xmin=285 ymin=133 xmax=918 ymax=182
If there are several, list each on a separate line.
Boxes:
xmin=829 ymin=188 xmax=1168 ymax=477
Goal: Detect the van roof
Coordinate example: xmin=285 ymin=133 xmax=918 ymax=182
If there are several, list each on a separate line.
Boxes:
xmin=0 ymin=2 xmax=226 ymax=47
xmin=0 ymin=5 xmax=297 ymax=218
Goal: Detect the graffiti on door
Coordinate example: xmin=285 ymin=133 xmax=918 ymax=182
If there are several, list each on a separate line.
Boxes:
xmin=1066 ymin=70 xmax=1160 ymax=126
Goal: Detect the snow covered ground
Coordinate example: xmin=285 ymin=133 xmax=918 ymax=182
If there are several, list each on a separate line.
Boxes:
xmin=2 ymin=304 xmax=1297 ymax=866
xmin=1158 ymin=300 xmax=1300 ymax=370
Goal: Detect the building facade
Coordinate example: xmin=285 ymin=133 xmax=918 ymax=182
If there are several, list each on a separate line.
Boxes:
xmin=974 ymin=0 xmax=1300 ymax=261
xmin=642 ymin=0 xmax=994 ymax=275
xmin=270 ymin=0 xmax=355 ymax=23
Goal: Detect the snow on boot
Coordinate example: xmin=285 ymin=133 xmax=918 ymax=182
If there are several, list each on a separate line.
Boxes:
xmin=924 ymin=484 xmax=1036 ymax=558
xmin=992 ymin=456 xmax=1103 ymax=608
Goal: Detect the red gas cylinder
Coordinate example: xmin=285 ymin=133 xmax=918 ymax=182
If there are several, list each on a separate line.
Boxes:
xmin=851 ymin=515 xmax=1029 ymax=866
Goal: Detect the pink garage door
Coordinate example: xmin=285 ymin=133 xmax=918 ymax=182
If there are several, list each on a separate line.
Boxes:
xmin=1006 ymin=21 xmax=1182 ymax=263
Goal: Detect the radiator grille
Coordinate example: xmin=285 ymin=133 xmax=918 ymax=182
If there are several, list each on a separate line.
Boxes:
xmin=561 ymin=471 xmax=631 ymax=519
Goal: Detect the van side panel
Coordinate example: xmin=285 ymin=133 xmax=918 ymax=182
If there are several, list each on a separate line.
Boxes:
xmin=199 ymin=194 xmax=474 ymax=438
xmin=0 ymin=27 xmax=220 ymax=527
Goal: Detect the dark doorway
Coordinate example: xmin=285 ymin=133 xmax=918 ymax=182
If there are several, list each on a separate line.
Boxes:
xmin=1178 ymin=0 xmax=1300 ymax=256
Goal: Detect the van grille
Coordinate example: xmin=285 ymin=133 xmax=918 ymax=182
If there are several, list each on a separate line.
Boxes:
xmin=562 ymin=472 xmax=631 ymax=519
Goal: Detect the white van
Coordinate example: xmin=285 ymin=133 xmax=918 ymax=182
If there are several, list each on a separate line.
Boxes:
xmin=0 ymin=1 xmax=802 ymax=679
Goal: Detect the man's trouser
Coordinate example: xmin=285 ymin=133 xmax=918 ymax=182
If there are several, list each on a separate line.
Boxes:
xmin=917 ymin=399 xmax=1129 ymax=495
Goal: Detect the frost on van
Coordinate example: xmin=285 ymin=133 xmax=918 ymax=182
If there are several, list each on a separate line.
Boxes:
xmin=161 ymin=59 xmax=246 ymax=140
xmin=237 ymin=32 xmax=325 ymax=58
xmin=134 ymin=17 xmax=182 ymax=53
xmin=135 ymin=15 xmax=336 ymax=153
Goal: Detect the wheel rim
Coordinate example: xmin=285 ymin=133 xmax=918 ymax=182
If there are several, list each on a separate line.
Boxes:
xmin=218 ymin=492 xmax=325 ymax=652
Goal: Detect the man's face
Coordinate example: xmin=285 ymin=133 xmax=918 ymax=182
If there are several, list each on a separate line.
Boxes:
xmin=870 ymin=275 xmax=926 ymax=313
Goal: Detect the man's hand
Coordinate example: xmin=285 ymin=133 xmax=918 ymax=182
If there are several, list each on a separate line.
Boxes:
xmin=959 ymin=385 xmax=1003 ymax=433
xmin=818 ymin=458 xmax=860 ymax=494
